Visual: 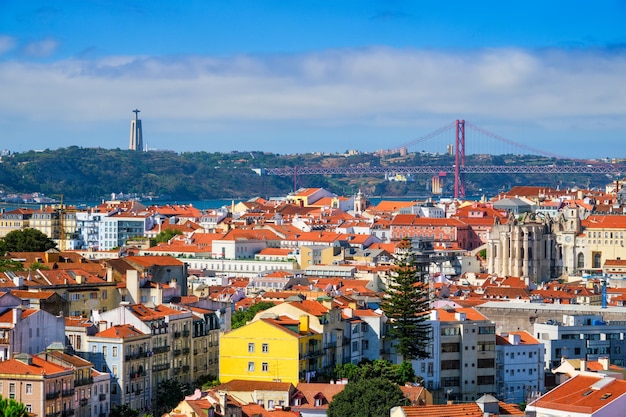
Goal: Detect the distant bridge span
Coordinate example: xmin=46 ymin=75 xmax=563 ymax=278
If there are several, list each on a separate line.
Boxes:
xmin=262 ymin=120 xmax=623 ymax=198
xmin=263 ymin=165 xmax=623 ymax=176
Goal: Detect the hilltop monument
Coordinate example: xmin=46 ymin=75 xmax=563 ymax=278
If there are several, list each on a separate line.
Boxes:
xmin=129 ymin=109 xmax=144 ymax=151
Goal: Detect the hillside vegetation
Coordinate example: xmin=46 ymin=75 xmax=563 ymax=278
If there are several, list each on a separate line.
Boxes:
xmin=0 ymin=147 xmax=611 ymax=200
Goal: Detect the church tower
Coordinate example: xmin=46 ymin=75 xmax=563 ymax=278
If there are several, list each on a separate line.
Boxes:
xmin=129 ymin=109 xmax=144 ymax=151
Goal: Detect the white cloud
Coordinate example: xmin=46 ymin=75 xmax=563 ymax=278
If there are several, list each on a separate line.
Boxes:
xmin=0 ymin=36 xmax=16 ymax=56
xmin=22 ymin=38 xmax=59 ymax=58
xmin=1 ymin=46 xmax=625 ymax=152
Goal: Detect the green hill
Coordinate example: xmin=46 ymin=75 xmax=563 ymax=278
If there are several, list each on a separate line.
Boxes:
xmin=0 ymin=147 xmax=612 ymax=200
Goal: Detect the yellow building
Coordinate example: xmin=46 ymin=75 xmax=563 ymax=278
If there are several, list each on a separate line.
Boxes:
xmin=220 ymin=315 xmax=323 ymax=385
xmin=299 ymin=244 xmax=343 ymax=266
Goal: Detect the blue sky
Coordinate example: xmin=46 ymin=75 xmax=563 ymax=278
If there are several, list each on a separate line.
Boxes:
xmin=1 ymin=1 xmax=626 ymax=158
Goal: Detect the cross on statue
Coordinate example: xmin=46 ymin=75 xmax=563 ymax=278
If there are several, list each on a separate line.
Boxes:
xmin=132 ymin=109 xmax=140 ymax=119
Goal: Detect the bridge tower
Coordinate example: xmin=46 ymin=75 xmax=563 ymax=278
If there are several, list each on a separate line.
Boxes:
xmin=454 ymin=119 xmax=466 ymax=199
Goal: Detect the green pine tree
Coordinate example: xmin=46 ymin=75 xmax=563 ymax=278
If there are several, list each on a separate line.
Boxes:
xmin=381 ymin=237 xmax=432 ymax=360
xmin=0 ymin=395 xmax=29 ymax=417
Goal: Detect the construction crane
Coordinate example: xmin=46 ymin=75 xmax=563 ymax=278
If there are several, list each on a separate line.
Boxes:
xmin=52 ymin=194 xmax=66 ymax=252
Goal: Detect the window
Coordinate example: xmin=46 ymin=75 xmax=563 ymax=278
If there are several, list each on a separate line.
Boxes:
xmin=262 ymin=362 xmax=269 ymax=372
xmin=102 ymin=346 xmax=107 ymax=357
xmin=248 ymin=343 xmax=255 ymax=353
xmin=477 ymin=341 xmax=495 ymax=351
xmin=441 ymin=360 xmax=460 ymax=370
xmin=25 ymin=405 xmax=32 ymax=413
xmin=112 ymin=347 xmax=118 ymax=357
xmin=25 ymin=383 xmax=32 ymax=394
xmin=248 ymin=362 xmax=255 ymax=372
xmin=441 ymin=343 xmax=460 ymax=353
xmin=477 ymin=359 xmax=494 ymax=368
xmin=262 ymin=343 xmax=269 ymax=353
xmin=92 ymin=345 xmax=96 ymax=354
xmin=479 ymin=326 xmax=495 ymax=334
xmin=441 ymin=327 xmax=460 ymax=336
xmin=477 ymin=376 xmax=495 ymax=385
xmin=268 ymin=400 xmax=274 ymax=409
xmin=9 ymin=382 xmax=15 ymax=399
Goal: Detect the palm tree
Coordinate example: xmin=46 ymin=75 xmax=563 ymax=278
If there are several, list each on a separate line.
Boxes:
xmin=0 ymin=395 xmax=29 ymax=417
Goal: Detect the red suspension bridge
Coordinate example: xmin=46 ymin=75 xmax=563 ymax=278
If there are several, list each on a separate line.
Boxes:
xmin=261 ymin=120 xmax=624 ymax=199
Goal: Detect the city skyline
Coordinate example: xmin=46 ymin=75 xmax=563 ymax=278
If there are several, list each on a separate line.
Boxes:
xmin=1 ymin=1 xmax=626 ymax=158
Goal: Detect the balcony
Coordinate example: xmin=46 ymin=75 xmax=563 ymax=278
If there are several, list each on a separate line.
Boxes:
xmin=173 ymin=367 xmax=181 ymax=375
xmin=182 ymin=365 xmax=190 ymax=372
xmin=75 ymin=377 xmax=93 ymax=387
xmin=182 ymin=347 xmax=190 ymax=355
xmin=194 ymin=349 xmax=198 ymax=355
xmin=173 ymin=349 xmax=182 ymax=356
xmin=135 ymin=388 xmax=142 ymax=396
xmin=61 ymin=410 xmax=75 ymax=417
xmin=79 ymin=398 xmax=88 ymax=406
xmin=174 ymin=331 xmax=182 ymax=339
xmin=62 ymin=388 xmax=75 ymax=397
xmin=45 ymin=413 xmax=61 ymax=417
xmin=99 ymin=393 xmax=106 ymax=401
xmin=46 ymin=391 xmax=60 ymax=400
xmin=183 ymin=330 xmax=190 ymax=337
xmin=0 ymin=337 xmax=9 ymax=344
xmin=299 ymin=349 xmax=324 ymax=360
xmin=153 ymin=363 xmax=170 ymax=372
xmin=153 ymin=345 xmax=169 ymax=354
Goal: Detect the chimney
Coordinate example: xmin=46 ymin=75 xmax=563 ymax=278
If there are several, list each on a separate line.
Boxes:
xmin=599 ymin=357 xmax=610 ymax=371
xmin=580 ymin=359 xmax=587 ymax=371
xmin=299 ymin=315 xmax=309 ymax=333
xmin=454 ymin=312 xmax=466 ymax=321
xmin=508 ymin=333 xmax=521 ymax=345
xmin=98 ymin=321 xmax=108 ymax=332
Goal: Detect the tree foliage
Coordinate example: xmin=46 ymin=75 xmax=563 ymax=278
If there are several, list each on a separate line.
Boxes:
xmin=0 ymin=229 xmax=57 ymax=253
xmin=0 ymin=147 xmax=594 ymax=200
xmin=154 ymin=228 xmax=183 ymax=244
xmin=333 ymin=359 xmax=416 ymax=385
xmin=327 ymin=377 xmax=409 ymax=417
xmin=109 ymin=404 xmax=139 ymax=417
xmin=381 ymin=237 xmax=432 ymax=360
xmin=0 ymin=395 xmax=29 ymax=417
xmin=156 ymin=378 xmax=185 ymax=413
xmin=231 ymin=301 xmax=276 ymax=329
xmin=0 ymin=259 xmax=24 ymax=272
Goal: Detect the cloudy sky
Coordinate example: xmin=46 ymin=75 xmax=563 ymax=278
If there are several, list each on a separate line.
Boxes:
xmin=1 ymin=1 xmax=625 ymax=158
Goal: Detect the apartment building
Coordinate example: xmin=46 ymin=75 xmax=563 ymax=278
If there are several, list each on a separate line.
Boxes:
xmin=534 ymin=314 xmax=626 ymax=370
xmin=495 ymin=331 xmax=545 ymax=404
xmin=0 ymin=305 xmax=65 ymax=360
xmin=81 ymin=323 xmax=153 ymax=411
xmin=0 ymin=353 xmax=74 ymax=417
xmin=37 ymin=349 xmax=111 ymax=417
xmin=250 ymin=299 xmax=346 ymax=374
xmin=412 ymin=307 xmax=497 ymax=403
xmin=220 ymin=315 xmax=323 ymax=385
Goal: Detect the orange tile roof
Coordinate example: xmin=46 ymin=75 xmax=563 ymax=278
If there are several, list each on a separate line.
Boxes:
xmin=124 ymin=255 xmax=184 ymax=267
xmin=215 ymin=379 xmax=294 ymax=392
xmin=0 ymin=355 xmax=71 ymax=376
xmin=435 ymin=307 xmax=489 ymax=322
xmin=583 ymin=215 xmax=626 ymax=229
xmin=530 ymin=375 xmax=626 ymax=413
xmin=95 ymin=324 xmax=146 ymax=338
xmin=398 ymin=403 xmax=484 ymax=417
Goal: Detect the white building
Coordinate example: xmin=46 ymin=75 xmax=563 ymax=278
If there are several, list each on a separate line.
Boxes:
xmin=533 ymin=314 xmax=626 ymax=370
xmin=496 ymin=331 xmax=545 ymax=404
